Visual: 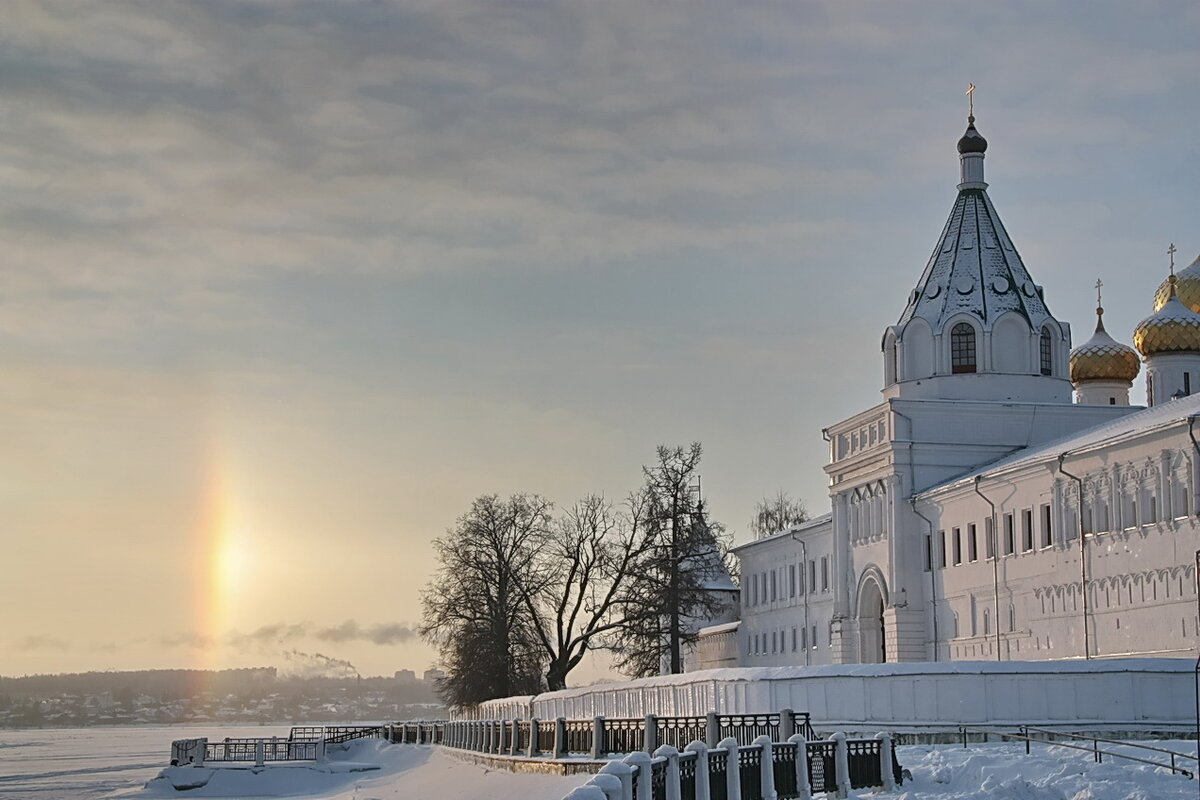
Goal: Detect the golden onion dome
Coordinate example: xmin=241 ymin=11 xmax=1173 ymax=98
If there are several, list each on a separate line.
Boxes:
xmin=1070 ymin=309 xmax=1140 ymax=383
xmin=1134 ymin=276 xmax=1200 ymax=358
xmin=1154 ymin=253 xmax=1200 ymax=312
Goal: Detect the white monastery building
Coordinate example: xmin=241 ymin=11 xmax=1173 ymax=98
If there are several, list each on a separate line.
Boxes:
xmin=709 ymin=113 xmax=1200 ymax=670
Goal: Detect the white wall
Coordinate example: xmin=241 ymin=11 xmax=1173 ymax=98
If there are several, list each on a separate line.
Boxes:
xmin=465 ymin=660 xmax=1194 ymax=730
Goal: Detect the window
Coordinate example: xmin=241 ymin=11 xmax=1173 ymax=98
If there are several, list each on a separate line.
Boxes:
xmin=791 ymin=627 xmax=798 ymax=652
xmin=770 ymin=570 xmax=777 ymax=602
xmin=938 ymin=530 xmax=947 ymax=568
xmin=923 ymin=534 xmax=933 ymax=572
xmin=811 ymin=625 xmax=818 ymax=649
xmin=1040 ymin=504 xmax=1052 ymax=547
xmin=789 ymin=565 xmax=797 ymax=598
xmin=809 ymin=561 xmax=817 ymax=594
xmin=801 ymin=626 xmax=807 ymax=649
xmin=1003 ymin=513 xmax=1015 ymax=555
xmin=983 ymin=609 xmax=991 ymax=635
xmin=771 ymin=631 xmax=778 ymax=653
xmin=820 ymin=557 xmax=829 ymax=591
xmin=985 ymin=517 xmax=995 ymax=559
xmin=951 ymin=323 xmax=977 ymax=374
xmin=968 ymin=523 xmax=978 ymax=561
xmin=749 ymin=575 xmax=757 ymax=607
xmin=1040 ymin=328 xmax=1053 ymax=376
xmin=1021 ymin=509 xmax=1034 ymax=551
xmin=952 ymin=527 xmax=962 ymax=565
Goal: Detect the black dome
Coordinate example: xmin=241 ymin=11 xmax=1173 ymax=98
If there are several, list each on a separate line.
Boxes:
xmin=957 ymin=118 xmax=988 ymax=154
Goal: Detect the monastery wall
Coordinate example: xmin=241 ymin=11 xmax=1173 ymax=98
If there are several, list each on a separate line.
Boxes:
xmin=464 ymin=660 xmax=1194 ymax=732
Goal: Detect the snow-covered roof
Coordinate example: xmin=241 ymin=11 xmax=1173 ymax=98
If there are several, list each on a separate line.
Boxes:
xmin=921 ymin=393 xmax=1200 ymax=496
xmin=897 ymin=148 xmax=1057 ymax=333
xmin=730 ymin=513 xmax=832 ymax=554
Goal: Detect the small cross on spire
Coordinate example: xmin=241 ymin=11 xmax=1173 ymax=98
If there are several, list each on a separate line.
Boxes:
xmin=1095 ymin=278 xmax=1103 ymax=309
xmin=1168 ymin=242 xmax=1177 ymax=275
xmin=965 ymin=83 xmax=976 ymax=120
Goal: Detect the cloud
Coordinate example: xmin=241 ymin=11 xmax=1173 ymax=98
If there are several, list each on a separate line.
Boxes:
xmin=313 ymin=620 xmax=418 ymax=645
xmin=15 ymin=635 xmax=71 ymax=651
xmin=132 ymin=620 xmax=418 ymax=652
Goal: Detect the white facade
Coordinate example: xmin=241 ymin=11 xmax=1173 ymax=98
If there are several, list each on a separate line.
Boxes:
xmin=725 ymin=116 xmax=1200 ymax=669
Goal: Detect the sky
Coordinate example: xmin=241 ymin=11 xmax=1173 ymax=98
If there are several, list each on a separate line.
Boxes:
xmin=2 ymin=1 xmax=1199 ymax=682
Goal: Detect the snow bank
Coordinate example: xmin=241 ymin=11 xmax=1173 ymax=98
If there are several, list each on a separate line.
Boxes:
xmin=127 ymin=740 xmax=591 ymax=800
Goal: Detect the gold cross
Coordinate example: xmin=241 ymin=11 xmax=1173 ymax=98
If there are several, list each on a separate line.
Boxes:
xmin=1168 ymin=242 xmax=1177 ymax=275
xmin=1095 ymin=278 xmax=1103 ymax=308
xmin=965 ymin=83 xmax=976 ymax=118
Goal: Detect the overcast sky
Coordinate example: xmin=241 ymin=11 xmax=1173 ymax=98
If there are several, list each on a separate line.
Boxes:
xmin=3 ymin=1 xmax=1198 ymax=681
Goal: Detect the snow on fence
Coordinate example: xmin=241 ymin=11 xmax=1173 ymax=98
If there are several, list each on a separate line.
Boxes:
xmin=467 ymin=659 xmax=1197 ymax=730
xmin=169 ymin=725 xmax=383 ymax=766
xmin=400 ymin=714 xmax=901 ymax=799
xmin=555 ymin=732 xmax=899 ymax=800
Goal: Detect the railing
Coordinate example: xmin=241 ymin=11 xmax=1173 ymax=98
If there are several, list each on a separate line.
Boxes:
xmin=205 ymin=737 xmax=320 ymax=763
xmin=567 ymin=733 xmax=900 ymax=800
xmin=324 ymin=725 xmax=385 ymax=744
xmin=959 ymin=724 xmax=1196 ymax=779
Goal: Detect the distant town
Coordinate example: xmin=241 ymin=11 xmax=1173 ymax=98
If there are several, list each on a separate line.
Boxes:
xmin=0 ymin=667 xmax=447 ymax=728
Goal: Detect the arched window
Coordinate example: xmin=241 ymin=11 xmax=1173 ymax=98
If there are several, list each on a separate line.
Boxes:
xmin=1040 ymin=328 xmax=1053 ymax=375
xmin=951 ymin=323 xmax=977 ymax=373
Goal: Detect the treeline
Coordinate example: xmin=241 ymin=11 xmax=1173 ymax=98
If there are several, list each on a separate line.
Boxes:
xmin=420 ymin=443 xmax=743 ymax=709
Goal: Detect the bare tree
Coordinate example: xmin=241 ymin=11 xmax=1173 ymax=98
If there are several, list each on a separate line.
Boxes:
xmin=608 ymin=443 xmax=732 ymax=677
xmin=419 ymin=494 xmax=550 ymax=709
xmin=749 ymin=490 xmax=809 ymax=539
xmin=517 ymin=493 xmax=656 ymax=691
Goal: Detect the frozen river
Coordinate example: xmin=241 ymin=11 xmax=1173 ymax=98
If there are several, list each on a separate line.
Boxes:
xmin=0 ymin=724 xmax=291 ymax=798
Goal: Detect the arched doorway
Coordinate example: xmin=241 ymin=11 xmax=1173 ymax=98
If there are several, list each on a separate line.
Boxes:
xmin=858 ymin=578 xmax=886 ymax=663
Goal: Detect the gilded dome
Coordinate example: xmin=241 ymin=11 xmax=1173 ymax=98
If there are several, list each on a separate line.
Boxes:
xmin=1153 ymin=253 xmax=1200 ymax=312
xmin=1069 ymin=311 xmax=1139 ymax=384
xmin=1134 ymin=277 xmax=1200 ymax=358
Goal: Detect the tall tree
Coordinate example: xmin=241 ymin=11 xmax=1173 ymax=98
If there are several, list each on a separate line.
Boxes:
xmin=517 ymin=493 xmax=656 ymax=691
xmin=749 ymin=491 xmax=810 ymax=539
xmin=419 ymin=494 xmax=549 ymax=709
xmin=608 ymin=443 xmax=732 ymax=677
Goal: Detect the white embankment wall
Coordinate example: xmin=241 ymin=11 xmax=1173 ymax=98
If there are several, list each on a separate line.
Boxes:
xmin=465 ymin=660 xmax=1196 ymax=731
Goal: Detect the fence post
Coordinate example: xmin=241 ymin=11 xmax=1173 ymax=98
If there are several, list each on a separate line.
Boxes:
xmin=626 ymin=750 xmax=653 ymax=800
xmin=706 ymin=711 xmax=720 ymax=748
xmin=592 ymin=773 xmax=624 ymax=800
xmin=510 ymin=719 xmax=520 ymax=756
xmin=876 ymin=732 xmax=896 ymax=792
xmin=599 ymin=759 xmax=636 ymax=800
xmin=831 ymin=732 xmax=850 ymax=799
xmin=317 ymin=737 xmax=327 ymax=762
xmin=591 ymin=716 xmax=606 ymax=760
xmin=686 ymin=740 xmax=711 ymax=800
xmin=654 ymin=745 xmax=682 ymax=800
xmin=644 ymin=714 xmax=658 ymax=754
xmin=718 ymin=737 xmax=742 ymax=800
xmin=556 ymin=717 xmax=568 ymax=758
xmin=753 ymin=735 xmax=777 ymax=800
xmin=565 ymin=786 xmax=608 ymax=800
xmin=255 ymin=740 xmax=265 ymax=768
xmin=780 ymin=708 xmax=795 ymax=741
xmin=529 ymin=718 xmax=540 ymax=758
xmin=788 ymin=733 xmax=811 ymax=800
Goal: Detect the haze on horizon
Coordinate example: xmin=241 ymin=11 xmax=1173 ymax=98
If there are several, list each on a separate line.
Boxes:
xmin=3 ymin=1 xmax=1197 ymax=681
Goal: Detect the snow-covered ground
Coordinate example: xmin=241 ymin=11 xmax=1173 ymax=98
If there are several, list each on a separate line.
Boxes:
xmin=2 ymin=725 xmax=1197 ymax=799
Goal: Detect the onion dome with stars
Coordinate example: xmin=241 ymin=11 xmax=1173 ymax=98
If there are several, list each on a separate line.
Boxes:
xmin=1133 ymin=274 xmax=1200 ymax=358
xmin=1153 ymin=251 xmax=1200 ymax=313
xmin=1069 ymin=286 xmax=1140 ymax=384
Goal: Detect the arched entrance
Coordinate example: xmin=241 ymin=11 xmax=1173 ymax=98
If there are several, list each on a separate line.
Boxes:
xmin=858 ymin=577 xmax=886 ymax=663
